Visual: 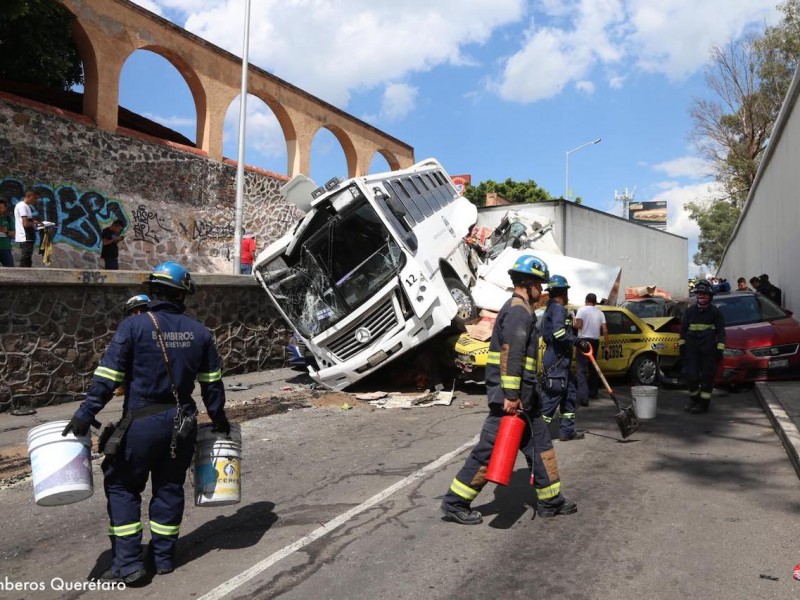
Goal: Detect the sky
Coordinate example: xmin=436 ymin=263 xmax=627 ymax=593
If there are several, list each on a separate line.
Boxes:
xmin=118 ymin=0 xmax=782 ymax=278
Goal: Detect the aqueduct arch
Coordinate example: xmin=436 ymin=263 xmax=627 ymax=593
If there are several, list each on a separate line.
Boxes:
xmin=61 ymin=0 xmax=414 ymax=177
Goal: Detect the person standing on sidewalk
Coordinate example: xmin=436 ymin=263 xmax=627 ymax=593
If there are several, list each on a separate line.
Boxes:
xmin=440 ymin=255 xmax=578 ymax=524
xmin=0 ymin=199 xmax=15 ymax=267
xmin=574 ymin=293 xmax=610 ymax=406
xmin=101 ymin=220 xmax=125 ymax=270
xmin=679 ymin=280 xmax=725 ymax=414
xmin=13 ymin=189 xmax=40 ymax=268
xmin=62 ymin=261 xmax=230 ymax=586
xmin=240 ymin=230 xmax=256 ymax=275
xmin=540 ymin=275 xmax=590 ymax=441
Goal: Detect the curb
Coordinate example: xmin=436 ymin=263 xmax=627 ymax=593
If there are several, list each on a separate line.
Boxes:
xmin=754 ymin=382 xmax=800 ymax=482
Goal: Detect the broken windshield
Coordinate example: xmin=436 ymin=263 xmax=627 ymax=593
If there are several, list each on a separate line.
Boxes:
xmin=259 ymin=201 xmax=404 ymax=338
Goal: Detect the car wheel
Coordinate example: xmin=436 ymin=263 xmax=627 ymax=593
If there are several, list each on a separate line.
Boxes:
xmin=445 ymin=276 xmax=478 ymax=330
xmin=630 ymin=353 xmax=658 ymax=386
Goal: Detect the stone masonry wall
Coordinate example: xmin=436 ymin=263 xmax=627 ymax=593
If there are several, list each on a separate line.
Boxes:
xmin=0 ymin=95 xmax=304 ymax=271
xmin=0 ymin=270 xmax=293 ymax=411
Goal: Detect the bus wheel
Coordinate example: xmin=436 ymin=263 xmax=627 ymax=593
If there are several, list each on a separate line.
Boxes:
xmin=445 ymin=276 xmax=478 ymax=330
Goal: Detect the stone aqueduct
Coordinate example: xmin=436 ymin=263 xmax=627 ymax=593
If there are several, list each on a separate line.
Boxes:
xmin=62 ymin=0 xmax=415 ymax=177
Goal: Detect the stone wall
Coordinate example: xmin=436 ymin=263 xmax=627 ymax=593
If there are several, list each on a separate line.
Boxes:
xmin=0 ymin=94 xmax=304 ymax=272
xmin=0 ymin=269 xmax=292 ymax=411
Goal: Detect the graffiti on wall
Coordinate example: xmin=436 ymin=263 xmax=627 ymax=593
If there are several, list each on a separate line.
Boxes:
xmin=0 ymin=178 xmax=131 ymax=252
xmin=179 ymin=219 xmax=235 ymax=241
xmin=132 ymin=204 xmax=173 ymax=244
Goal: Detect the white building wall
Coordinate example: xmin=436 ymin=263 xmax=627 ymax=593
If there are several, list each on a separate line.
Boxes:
xmin=717 ymin=68 xmax=800 ymax=314
xmin=477 ymin=201 xmax=689 ymax=301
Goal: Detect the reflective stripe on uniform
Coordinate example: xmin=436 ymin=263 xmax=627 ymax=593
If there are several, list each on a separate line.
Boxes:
xmin=678 ymin=339 xmax=686 ymax=346
xmin=449 ymin=478 xmax=479 ymax=501
xmin=95 ymin=366 xmax=125 ymax=383
xmin=197 ymin=370 xmax=222 ymax=383
xmin=716 ymin=343 xmax=725 ymax=350
xmin=561 ymin=412 xmax=576 ymax=419
xmin=524 ymin=357 xmax=535 ymax=371
xmin=700 ymin=391 xmax=712 ymax=400
xmin=536 ymin=481 xmax=561 ymax=500
xmin=542 ymin=415 xmax=553 ymax=423
xmin=150 ymin=521 xmax=180 ymax=536
xmin=501 ymin=375 xmax=521 ymax=390
xmin=487 ymin=352 xmax=501 ymax=365
xmin=553 ymin=328 xmax=567 ymax=339
xmin=108 ymin=522 xmax=143 ymax=537
xmin=688 ymin=323 xmax=715 ymax=331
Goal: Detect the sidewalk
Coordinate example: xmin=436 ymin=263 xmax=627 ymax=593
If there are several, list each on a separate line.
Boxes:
xmin=754 ymin=381 xmax=800 ymax=481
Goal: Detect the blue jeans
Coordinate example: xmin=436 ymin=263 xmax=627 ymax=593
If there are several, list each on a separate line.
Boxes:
xmin=0 ymin=248 xmax=13 ymax=267
xmin=240 ymin=264 xmax=252 ymax=275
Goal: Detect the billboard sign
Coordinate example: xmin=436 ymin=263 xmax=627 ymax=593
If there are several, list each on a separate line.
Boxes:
xmin=451 ymin=174 xmax=471 ymax=195
xmin=628 ymin=200 xmax=667 ymax=228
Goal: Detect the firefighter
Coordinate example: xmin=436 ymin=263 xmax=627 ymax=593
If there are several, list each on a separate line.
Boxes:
xmin=540 ymin=275 xmax=590 ymax=441
xmin=440 ymin=255 xmax=577 ymax=524
xmin=125 ymin=293 xmax=150 ymax=316
xmin=680 ymin=279 xmax=726 ymax=413
xmin=62 ymin=261 xmax=229 ymax=585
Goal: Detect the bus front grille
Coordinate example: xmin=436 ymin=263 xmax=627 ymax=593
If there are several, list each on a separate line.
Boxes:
xmin=326 ymin=295 xmax=399 ymax=361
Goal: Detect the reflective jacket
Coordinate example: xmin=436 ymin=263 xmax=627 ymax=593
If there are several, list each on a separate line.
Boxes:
xmin=541 ymin=299 xmax=577 ymax=369
xmin=485 ymin=293 xmax=538 ymax=407
xmin=679 ymin=303 xmax=726 ymax=352
xmin=75 ymin=300 xmax=226 ymax=422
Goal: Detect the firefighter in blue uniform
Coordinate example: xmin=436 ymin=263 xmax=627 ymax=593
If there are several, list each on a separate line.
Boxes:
xmin=63 ymin=261 xmax=229 ymax=585
xmin=440 ymin=255 xmax=578 ymax=524
xmin=540 ymin=275 xmax=587 ymax=441
xmin=680 ymin=279 xmax=726 ymax=414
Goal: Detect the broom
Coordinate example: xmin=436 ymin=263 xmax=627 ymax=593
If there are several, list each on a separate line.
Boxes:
xmin=580 ymin=344 xmax=640 ymax=439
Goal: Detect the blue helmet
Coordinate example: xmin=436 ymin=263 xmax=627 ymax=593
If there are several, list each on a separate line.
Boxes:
xmin=125 ymin=294 xmax=150 ymax=315
xmin=508 ymin=254 xmax=549 ymax=282
xmin=148 ymin=261 xmax=195 ymax=294
xmin=547 ymin=274 xmax=570 ymax=290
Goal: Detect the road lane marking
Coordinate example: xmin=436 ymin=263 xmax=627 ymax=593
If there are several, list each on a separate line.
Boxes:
xmin=198 ymin=435 xmax=479 ymax=600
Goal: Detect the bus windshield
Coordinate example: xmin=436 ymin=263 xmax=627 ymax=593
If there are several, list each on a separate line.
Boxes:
xmin=259 ymin=201 xmax=404 ymax=338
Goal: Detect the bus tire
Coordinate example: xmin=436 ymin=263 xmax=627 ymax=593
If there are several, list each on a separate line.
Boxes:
xmin=445 ymin=276 xmax=478 ymax=330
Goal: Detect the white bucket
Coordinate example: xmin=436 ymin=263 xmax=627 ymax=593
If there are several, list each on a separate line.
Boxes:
xmin=27 ymin=420 xmax=93 ymax=506
xmin=194 ymin=423 xmax=242 ymax=507
xmin=631 ymin=386 xmax=658 ymax=419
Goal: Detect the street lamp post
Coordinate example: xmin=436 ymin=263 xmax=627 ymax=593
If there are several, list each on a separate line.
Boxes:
xmin=565 ymin=138 xmax=601 ymax=200
xmin=232 ymin=0 xmax=252 ymax=275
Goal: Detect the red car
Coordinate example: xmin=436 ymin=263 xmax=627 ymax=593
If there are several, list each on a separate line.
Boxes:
xmin=713 ymin=292 xmax=800 ymax=384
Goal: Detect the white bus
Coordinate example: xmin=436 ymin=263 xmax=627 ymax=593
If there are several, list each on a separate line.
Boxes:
xmin=253 ymin=158 xmax=478 ymax=390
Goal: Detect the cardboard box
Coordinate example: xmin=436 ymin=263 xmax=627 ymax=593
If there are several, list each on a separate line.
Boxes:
xmin=465 ymin=309 xmax=498 ymax=341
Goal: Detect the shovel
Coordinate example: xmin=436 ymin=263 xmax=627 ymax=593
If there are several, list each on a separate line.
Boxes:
xmin=580 ymin=344 xmax=640 ymax=439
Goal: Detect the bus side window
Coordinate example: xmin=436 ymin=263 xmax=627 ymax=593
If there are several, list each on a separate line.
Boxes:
xmin=413 ymin=175 xmax=441 ymax=210
xmin=388 ymin=180 xmax=423 ymax=223
xmin=401 ymin=177 xmax=434 ymax=217
xmin=423 ymin=173 xmax=452 ymax=206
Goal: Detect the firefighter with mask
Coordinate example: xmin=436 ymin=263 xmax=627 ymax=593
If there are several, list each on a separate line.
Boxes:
xmin=440 ymin=255 xmax=577 ymax=524
xmin=540 ymin=275 xmax=590 ymax=441
xmin=680 ymin=280 xmax=726 ymax=413
xmin=62 ymin=261 xmax=229 ymax=586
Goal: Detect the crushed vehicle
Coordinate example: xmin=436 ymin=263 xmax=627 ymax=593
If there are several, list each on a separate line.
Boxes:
xmin=454 ymin=304 xmax=682 ymax=386
xmin=253 ymin=159 xmax=479 ymax=390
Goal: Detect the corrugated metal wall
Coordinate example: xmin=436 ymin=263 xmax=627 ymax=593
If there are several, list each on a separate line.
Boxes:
xmin=477 ymin=202 xmax=688 ymax=301
xmin=717 ymin=68 xmax=800 ymax=315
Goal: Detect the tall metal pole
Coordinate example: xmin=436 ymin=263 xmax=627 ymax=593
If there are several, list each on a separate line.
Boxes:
xmin=565 ymin=138 xmax=601 ymax=200
xmin=232 ymin=0 xmax=251 ymax=275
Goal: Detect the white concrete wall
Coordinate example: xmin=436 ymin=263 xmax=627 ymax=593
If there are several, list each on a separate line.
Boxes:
xmin=717 ymin=68 xmax=800 ymax=314
xmin=477 ymin=201 xmax=689 ymax=301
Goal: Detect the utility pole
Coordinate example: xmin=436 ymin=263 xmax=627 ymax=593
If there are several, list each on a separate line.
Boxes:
xmin=614 ymin=187 xmax=636 ymax=220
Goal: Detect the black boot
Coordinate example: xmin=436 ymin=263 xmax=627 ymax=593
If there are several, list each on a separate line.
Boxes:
xmin=689 ymin=399 xmax=709 ymax=414
xmin=684 ymin=398 xmax=700 ymax=412
xmin=442 ymin=506 xmax=483 ymax=525
xmin=537 ymin=497 xmax=578 ymax=518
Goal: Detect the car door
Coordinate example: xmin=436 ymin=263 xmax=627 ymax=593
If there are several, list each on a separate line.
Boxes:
xmin=601 ymin=308 xmax=646 ymax=375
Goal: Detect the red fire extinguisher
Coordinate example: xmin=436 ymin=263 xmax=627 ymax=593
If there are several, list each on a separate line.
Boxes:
xmin=486 ymin=414 xmax=526 ymax=486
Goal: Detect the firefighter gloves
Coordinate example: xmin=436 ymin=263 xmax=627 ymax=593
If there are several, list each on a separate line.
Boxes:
xmin=62 ymin=415 xmax=91 ymax=437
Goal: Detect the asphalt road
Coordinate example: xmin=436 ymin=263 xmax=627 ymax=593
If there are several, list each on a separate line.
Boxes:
xmin=1 ymin=383 xmax=798 ymax=599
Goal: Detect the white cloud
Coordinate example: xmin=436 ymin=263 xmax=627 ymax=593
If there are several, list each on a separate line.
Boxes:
xmin=646 ymin=181 xmax=723 ymax=253
xmin=224 ymin=96 xmax=285 ymax=158
xmin=142 ymin=112 xmax=194 ymax=128
xmin=495 ymin=0 xmax=779 ymax=102
xmin=575 ymin=80 xmax=595 ymax=94
xmin=143 ymin=0 xmax=525 ymax=108
xmin=652 ymin=155 xmax=713 ymax=179
xmin=379 ymin=83 xmax=418 ymax=121
xmin=131 ymin=0 xmax=164 ymax=16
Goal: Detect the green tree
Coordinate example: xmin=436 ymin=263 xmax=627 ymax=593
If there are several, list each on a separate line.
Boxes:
xmin=685 ymin=198 xmax=740 ymax=269
xmin=463 ymin=178 xmax=552 ymax=207
xmin=0 ymin=0 xmax=83 ymax=90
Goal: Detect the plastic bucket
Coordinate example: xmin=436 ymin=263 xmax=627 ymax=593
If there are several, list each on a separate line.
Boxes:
xmin=631 ymin=386 xmax=658 ymax=419
xmin=27 ymin=420 xmax=93 ymax=506
xmin=194 ymin=423 xmax=242 ymax=507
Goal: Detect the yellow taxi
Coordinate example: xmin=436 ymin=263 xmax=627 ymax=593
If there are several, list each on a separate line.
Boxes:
xmin=454 ymin=305 xmax=681 ymax=386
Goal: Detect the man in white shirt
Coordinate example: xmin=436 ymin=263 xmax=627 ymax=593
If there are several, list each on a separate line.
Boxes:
xmin=574 ymin=293 xmax=610 ymax=406
xmin=14 ymin=189 xmax=40 ymax=268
